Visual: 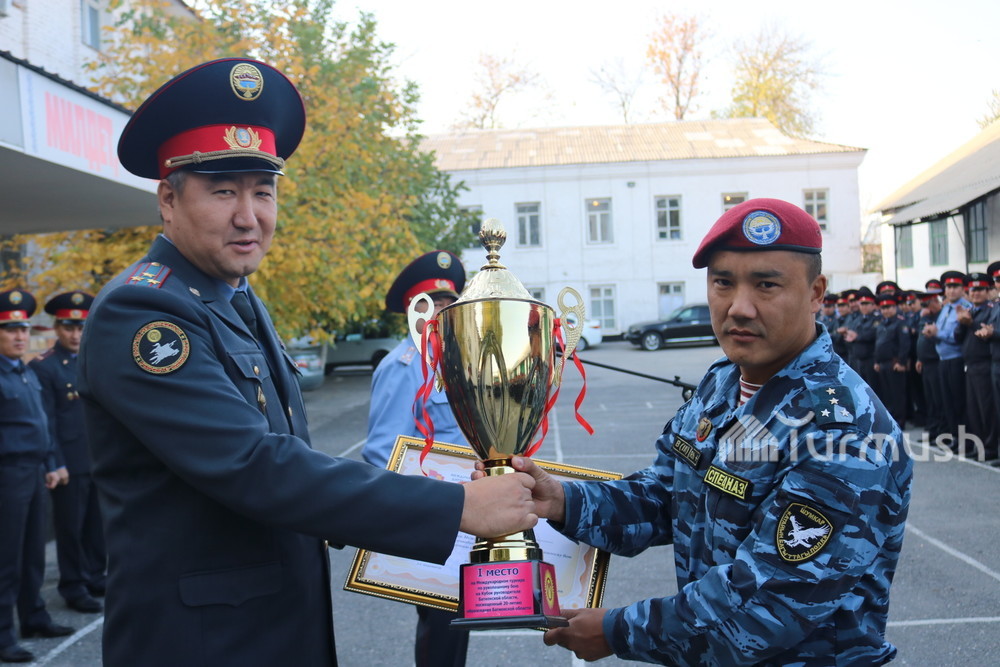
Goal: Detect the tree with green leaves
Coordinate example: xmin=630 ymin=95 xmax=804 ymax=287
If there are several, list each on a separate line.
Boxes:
xmin=3 ymin=0 xmax=474 ymax=340
xmin=717 ymin=25 xmax=825 ymax=137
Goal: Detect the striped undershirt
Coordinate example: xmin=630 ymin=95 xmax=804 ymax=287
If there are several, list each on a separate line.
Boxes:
xmin=738 ymin=377 xmax=763 ymax=406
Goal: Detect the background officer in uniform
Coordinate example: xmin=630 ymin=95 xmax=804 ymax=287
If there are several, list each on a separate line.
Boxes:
xmin=873 ymin=292 xmax=909 ymax=427
xmin=923 ymin=270 xmax=971 ymax=447
xmin=77 ymin=59 xmax=537 ymax=667
xmin=0 ymin=291 xmax=73 ymax=664
xmin=956 ymin=273 xmax=997 ymax=461
xmin=844 ymin=286 xmax=878 ymax=391
xmin=364 ymin=251 xmax=470 ymax=667
xmin=494 ymin=199 xmax=912 ymax=664
xmin=915 ymin=284 xmax=945 ymax=444
xmin=29 ymin=292 xmax=106 ymax=615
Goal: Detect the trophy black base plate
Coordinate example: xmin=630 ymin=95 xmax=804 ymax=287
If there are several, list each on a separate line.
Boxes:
xmin=450 ymin=613 xmax=568 ymax=631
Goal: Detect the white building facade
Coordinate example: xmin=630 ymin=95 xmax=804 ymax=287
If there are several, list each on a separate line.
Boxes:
xmin=425 ymin=120 xmax=866 ymax=335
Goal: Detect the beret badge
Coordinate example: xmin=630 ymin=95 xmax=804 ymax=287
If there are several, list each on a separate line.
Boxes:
xmin=742 ymin=211 xmax=782 ymax=246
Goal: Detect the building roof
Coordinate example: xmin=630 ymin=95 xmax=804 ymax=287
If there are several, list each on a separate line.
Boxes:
xmin=421 ymin=118 xmax=864 ymax=172
xmin=873 ymin=119 xmax=1000 ymax=225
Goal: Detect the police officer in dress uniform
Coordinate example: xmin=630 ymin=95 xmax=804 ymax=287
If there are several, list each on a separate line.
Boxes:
xmin=899 ymin=290 xmax=924 ymax=426
xmin=983 ymin=261 xmax=1000 ymax=466
xmin=0 ymin=291 xmax=73 ymax=664
xmin=873 ymin=292 xmax=910 ymax=427
xmin=498 ymin=199 xmax=912 ymax=664
xmin=364 ymin=251 xmax=471 ymax=667
xmin=924 ymin=271 xmax=972 ymax=448
xmin=29 ymin=292 xmax=107 ymax=614
xmin=845 ymin=286 xmax=879 ymax=392
xmin=915 ymin=283 xmax=945 ymax=444
xmin=76 ymin=59 xmax=537 ymax=667
xmin=955 ymin=273 xmax=997 ymax=461
xmin=816 ymin=293 xmax=842 ymax=358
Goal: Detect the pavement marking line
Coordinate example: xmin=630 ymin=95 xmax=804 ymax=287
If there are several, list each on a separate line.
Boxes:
xmin=888 ymin=616 xmax=1000 ymax=627
xmin=906 ymin=522 xmax=1000 ymax=584
xmin=338 ymin=437 xmax=366 ymax=457
xmin=34 ymin=616 xmax=104 ymax=666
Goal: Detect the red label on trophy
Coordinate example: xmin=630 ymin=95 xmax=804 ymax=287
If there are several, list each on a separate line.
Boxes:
xmin=461 ymin=563 xmax=535 ymax=618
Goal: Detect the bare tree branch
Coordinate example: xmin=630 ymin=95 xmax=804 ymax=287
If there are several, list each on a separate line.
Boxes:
xmin=452 ymin=53 xmax=540 ymax=130
xmin=590 ymin=59 xmax=644 ymax=124
xmin=978 ymin=89 xmax=1000 ymax=129
xmin=646 ymin=12 xmax=710 ymax=120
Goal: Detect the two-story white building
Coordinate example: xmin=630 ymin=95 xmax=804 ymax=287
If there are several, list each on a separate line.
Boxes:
xmin=423 ymin=119 xmax=866 ymax=335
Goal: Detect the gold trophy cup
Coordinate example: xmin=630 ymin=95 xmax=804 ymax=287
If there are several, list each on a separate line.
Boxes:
xmin=408 ymin=218 xmax=585 ymax=630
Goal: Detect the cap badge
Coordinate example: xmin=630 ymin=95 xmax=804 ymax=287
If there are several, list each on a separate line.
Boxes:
xmin=224 ymin=126 xmax=262 ymax=150
xmin=742 ymin=211 xmax=781 ymax=246
xmin=71 ymin=292 xmax=84 ymax=305
xmin=437 ymin=252 xmax=451 ymax=269
xmin=70 ymin=309 xmax=83 ymax=319
xmin=230 ymin=63 xmax=264 ymax=101
xmin=9 ymin=291 xmax=22 ymax=305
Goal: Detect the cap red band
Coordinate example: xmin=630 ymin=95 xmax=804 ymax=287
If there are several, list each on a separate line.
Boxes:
xmin=157 ymin=124 xmax=278 ymax=178
xmin=0 ymin=310 xmax=29 ymax=322
xmin=878 ymin=298 xmax=896 ymax=307
xmin=403 ymin=279 xmax=457 ymax=309
xmin=858 ymin=295 xmax=875 ymax=303
xmin=944 ymin=277 xmax=965 ymax=285
xmin=969 ymin=279 xmax=990 ymax=288
xmin=54 ymin=309 xmax=88 ymax=320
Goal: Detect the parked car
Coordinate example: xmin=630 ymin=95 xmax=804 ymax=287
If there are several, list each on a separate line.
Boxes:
xmin=287 ymin=340 xmax=326 ymax=391
xmin=324 ymin=331 xmax=402 ymax=373
xmin=625 ymin=304 xmax=716 ymax=351
xmin=564 ymin=312 xmax=602 ymax=351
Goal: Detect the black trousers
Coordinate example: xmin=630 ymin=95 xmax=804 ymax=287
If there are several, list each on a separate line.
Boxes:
xmin=937 ymin=358 xmax=966 ymax=442
xmin=876 ymin=365 xmax=907 ymax=427
xmin=0 ymin=462 xmax=52 ymax=648
xmin=965 ymin=362 xmax=997 ymax=460
xmin=51 ymin=472 xmax=107 ymax=601
xmin=415 ymin=606 xmax=468 ymax=667
xmin=919 ymin=360 xmax=945 ymax=440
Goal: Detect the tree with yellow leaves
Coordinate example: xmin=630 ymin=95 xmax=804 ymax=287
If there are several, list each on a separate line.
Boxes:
xmin=3 ymin=0 xmax=475 ymax=340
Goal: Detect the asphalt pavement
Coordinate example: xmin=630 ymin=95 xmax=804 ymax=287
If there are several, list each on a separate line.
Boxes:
xmin=26 ymin=341 xmax=1000 ymax=666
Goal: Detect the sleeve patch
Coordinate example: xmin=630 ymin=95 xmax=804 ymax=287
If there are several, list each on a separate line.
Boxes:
xmin=133 ymin=321 xmax=190 ymax=374
xmin=126 ymin=262 xmax=172 ymax=288
xmin=809 ymin=385 xmax=856 ymax=426
xmin=776 ymin=502 xmax=833 ymax=563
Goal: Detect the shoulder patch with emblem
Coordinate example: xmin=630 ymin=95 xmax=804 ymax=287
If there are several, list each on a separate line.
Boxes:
xmin=776 ymin=502 xmax=833 ymax=563
xmin=133 ymin=321 xmax=189 ymax=374
xmin=126 ymin=262 xmax=171 ymax=288
xmin=809 ymin=385 xmax=856 ymax=426
xmin=704 ymin=465 xmax=753 ymax=501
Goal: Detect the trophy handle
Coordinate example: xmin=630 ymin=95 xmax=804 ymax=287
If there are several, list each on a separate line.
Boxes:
xmin=555 ymin=287 xmax=585 ymax=386
xmin=406 ymin=293 xmax=439 ymax=381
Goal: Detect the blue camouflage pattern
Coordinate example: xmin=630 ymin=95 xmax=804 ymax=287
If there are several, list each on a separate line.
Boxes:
xmin=557 ymin=326 xmax=912 ymax=665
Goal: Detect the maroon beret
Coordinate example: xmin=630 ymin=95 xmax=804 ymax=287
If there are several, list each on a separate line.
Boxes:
xmin=692 ymin=198 xmax=822 ymax=269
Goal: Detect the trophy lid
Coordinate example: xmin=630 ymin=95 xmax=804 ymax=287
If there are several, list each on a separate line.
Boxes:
xmin=453 ymin=218 xmax=540 ymax=304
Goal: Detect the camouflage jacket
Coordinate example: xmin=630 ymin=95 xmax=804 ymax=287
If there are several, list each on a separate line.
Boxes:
xmin=558 ymin=327 xmax=912 ymax=666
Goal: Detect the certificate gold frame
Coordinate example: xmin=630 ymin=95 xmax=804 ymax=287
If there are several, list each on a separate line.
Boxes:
xmin=344 ymin=436 xmax=620 ymax=614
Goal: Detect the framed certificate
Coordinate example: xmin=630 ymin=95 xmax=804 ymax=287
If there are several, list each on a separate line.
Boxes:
xmin=344 ymin=436 xmax=621 ymax=613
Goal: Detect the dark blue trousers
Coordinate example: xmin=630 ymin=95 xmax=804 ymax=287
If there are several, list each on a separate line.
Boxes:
xmin=51 ymin=472 xmax=107 ymax=601
xmin=0 ymin=462 xmax=52 ymax=648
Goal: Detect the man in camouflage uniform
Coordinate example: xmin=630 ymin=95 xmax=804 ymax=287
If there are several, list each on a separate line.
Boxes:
xmin=507 ymin=199 xmax=913 ymax=665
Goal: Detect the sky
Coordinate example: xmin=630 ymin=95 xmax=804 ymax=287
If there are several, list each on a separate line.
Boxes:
xmin=329 ymin=0 xmax=1000 ymax=214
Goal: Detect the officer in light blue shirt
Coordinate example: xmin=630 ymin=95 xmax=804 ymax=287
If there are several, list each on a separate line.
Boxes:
xmin=364 ymin=250 xmax=470 ymax=667
xmin=925 ymin=270 xmax=971 ymax=445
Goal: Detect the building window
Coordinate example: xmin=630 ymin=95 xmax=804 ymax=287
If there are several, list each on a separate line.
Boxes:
xmin=459 ymin=205 xmax=482 ymax=248
xmin=527 ymin=287 xmax=546 ymax=302
xmin=804 ymin=189 xmax=828 ymax=231
xmin=81 ymin=0 xmax=104 ymax=50
xmin=657 ymin=282 xmax=685 ymax=319
xmin=895 ymin=225 xmax=913 ymax=269
xmin=586 ymin=198 xmax=613 ymax=243
xmin=966 ymin=201 xmax=989 ymax=263
xmin=589 ymin=285 xmax=616 ymax=330
xmin=655 ymin=196 xmax=682 ymax=240
xmin=516 ymin=202 xmax=541 ymax=247
xmin=929 ymin=219 xmax=948 ymax=266
xmin=722 ymin=193 xmax=747 ymax=212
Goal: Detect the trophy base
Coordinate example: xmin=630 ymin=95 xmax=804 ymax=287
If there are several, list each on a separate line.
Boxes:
xmin=450 ymin=613 xmax=568 ymax=631
xmin=452 ymin=559 xmax=567 ymax=631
